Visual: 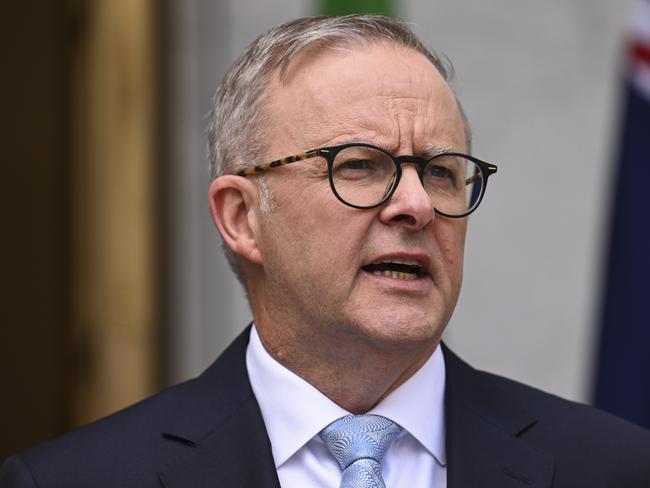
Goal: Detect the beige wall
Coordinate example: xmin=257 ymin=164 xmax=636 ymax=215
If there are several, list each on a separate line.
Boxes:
xmin=404 ymin=0 xmax=632 ymax=402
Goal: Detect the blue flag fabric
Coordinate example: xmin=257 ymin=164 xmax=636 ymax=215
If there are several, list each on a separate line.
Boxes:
xmin=594 ymin=2 xmax=650 ymax=429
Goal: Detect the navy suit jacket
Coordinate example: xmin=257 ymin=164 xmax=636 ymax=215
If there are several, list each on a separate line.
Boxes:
xmin=2 ymin=328 xmax=649 ymax=487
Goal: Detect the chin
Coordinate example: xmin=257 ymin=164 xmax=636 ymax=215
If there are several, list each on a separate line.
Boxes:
xmin=351 ymin=310 xmax=446 ymax=352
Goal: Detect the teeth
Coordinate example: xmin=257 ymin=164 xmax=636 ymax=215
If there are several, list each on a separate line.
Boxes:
xmin=372 ymin=270 xmax=418 ymax=280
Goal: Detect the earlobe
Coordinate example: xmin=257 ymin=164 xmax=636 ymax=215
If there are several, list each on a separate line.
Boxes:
xmin=208 ymin=176 xmax=263 ymax=265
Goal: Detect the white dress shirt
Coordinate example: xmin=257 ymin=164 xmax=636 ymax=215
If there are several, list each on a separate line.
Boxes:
xmin=246 ymin=325 xmax=447 ymax=488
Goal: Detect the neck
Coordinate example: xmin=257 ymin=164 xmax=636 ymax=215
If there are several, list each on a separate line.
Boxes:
xmin=253 ymin=316 xmax=439 ymax=413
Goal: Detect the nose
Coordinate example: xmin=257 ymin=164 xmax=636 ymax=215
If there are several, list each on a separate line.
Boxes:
xmin=378 ymin=165 xmax=433 ymax=229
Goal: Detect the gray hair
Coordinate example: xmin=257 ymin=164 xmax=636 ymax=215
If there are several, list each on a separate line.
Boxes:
xmin=207 ymin=14 xmax=472 ymax=284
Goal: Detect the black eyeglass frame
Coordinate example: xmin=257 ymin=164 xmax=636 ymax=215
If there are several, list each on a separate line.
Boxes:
xmin=235 ymin=142 xmax=498 ymax=218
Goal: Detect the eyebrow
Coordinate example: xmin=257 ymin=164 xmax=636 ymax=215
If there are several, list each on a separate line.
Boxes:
xmin=317 ymin=140 xmax=457 ymax=158
xmin=420 ymin=143 xmax=456 ymax=158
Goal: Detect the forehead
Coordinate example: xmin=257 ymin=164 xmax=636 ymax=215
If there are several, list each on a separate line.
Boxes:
xmin=264 ymin=42 xmax=466 ymax=155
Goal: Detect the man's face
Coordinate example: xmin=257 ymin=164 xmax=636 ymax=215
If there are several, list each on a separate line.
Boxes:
xmin=252 ymin=42 xmax=467 ymax=356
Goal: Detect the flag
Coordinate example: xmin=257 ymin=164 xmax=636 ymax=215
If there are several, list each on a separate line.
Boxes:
xmin=319 ymin=0 xmax=395 ymax=17
xmin=593 ymin=0 xmax=650 ymax=428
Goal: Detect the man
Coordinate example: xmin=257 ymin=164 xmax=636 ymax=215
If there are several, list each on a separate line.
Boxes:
xmin=2 ymin=14 xmax=649 ymax=488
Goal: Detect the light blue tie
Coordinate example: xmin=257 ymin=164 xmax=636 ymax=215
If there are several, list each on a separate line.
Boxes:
xmin=319 ymin=414 xmax=403 ymax=488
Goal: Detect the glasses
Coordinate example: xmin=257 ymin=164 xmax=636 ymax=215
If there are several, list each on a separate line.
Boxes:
xmin=235 ymin=142 xmax=497 ymax=218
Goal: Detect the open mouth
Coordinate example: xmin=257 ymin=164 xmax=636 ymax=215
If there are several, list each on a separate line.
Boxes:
xmin=362 ymin=259 xmax=425 ymax=281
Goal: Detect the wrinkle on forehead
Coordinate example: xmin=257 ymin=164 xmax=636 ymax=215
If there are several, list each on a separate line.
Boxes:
xmin=265 ymin=43 xmax=465 ymax=157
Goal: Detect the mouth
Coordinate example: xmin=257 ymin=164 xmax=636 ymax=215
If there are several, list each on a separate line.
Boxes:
xmin=361 ymin=258 xmax=427 ymax=281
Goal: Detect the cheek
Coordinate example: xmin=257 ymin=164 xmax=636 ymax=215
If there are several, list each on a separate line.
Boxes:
xmin=306 ymin=209 xmax=367 ymax=265
xmin=434 ymin=220 xmax=467 ymax=272
xmin=263 ymin=198 xmax=359 ymax=269
xmin=294 ymin=212 xmax=372 ymax=291
xmin=262 ymin=176 xmax=376 ymax=279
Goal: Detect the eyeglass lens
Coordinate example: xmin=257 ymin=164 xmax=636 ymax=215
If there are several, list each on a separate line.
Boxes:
xmin=330 ymin=145 xmax=483 ymax=216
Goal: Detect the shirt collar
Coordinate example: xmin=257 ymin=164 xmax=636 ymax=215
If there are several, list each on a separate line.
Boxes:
xmin=246 ymin=324 xmax=446 ymax=468
xmin=368 ymin=340 xmax=447 ymax=466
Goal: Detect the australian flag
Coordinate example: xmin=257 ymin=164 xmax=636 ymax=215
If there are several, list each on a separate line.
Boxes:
xmin=593 ymin=0 xmax=650 ymax=429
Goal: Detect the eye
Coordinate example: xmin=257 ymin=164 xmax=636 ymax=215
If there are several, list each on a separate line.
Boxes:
xmin=334 ymin=158 xmax=378 ymax=173
xmin=423 ymin=159 xmax=463 ymax=190
xmin=341 ymin=159 xmax=372 ymax=169
xmin=338 ymin=159 xmax=374 ymax=171
xmin=332 ymin=146 xmax=394 ymax=183
xmin=427 ymin=165 xmax=453 ymax=179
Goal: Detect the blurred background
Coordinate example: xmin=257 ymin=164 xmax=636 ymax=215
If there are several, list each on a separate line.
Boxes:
xmin=3 ymin=0 xmax=649 ymax=461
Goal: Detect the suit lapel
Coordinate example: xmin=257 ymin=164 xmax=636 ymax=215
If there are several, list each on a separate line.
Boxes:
xmin=158 ymin=327 xmax=280 ymax=488
xmin=155 ymin=329 xmax=554 ymax=487
xmin=158 ymin=399 xmax=280 ymax=487
xmin=443 ymin=345 xmax=555 ymax=488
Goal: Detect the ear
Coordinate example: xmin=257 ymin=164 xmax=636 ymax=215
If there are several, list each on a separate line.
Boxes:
xmin=208 ymin=175 xmax=263 ymax=265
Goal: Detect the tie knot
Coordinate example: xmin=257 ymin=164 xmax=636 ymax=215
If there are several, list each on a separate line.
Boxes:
xmin=319 ymin=414 xmax=403 ymax=470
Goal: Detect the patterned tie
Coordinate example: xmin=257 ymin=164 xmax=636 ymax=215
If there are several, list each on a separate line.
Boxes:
xmin=319 ymin=414 xmax=403 ymax=488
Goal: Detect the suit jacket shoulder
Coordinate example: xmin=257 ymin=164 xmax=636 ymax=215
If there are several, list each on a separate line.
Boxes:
xmin=443 ymin=345 xmax=650 ymax=487
xmin=0 ymin=330 xmax=280 ymax=488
